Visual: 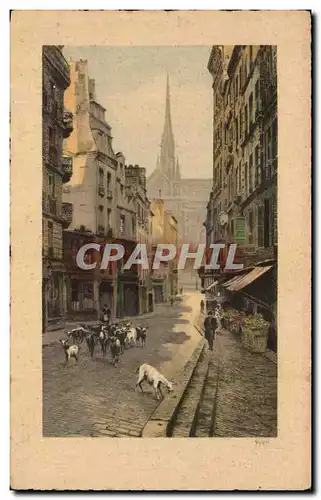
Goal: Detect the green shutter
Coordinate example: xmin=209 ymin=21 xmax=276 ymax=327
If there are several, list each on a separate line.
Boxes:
xmin=235 ymin=216 xmax=246 ymax=243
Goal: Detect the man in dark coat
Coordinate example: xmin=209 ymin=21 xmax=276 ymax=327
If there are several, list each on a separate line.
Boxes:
xmin=203 ymin=310 xmax=217 ymax=351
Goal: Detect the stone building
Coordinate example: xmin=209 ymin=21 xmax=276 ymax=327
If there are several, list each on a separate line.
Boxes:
xmin=202 ymin=45 xmax=277 ymax=335
xmin=42 ymin=46 xmax=73 ymax=331
xmin=62 ymin=59 xmax=118 ymax=320
xmin=147 ymin=76 xmax=211 ymax=255
xmin=150 ymin=199 xmax=178 ymax=303
xmin=124 ymin=164 xmax=153 ymax=315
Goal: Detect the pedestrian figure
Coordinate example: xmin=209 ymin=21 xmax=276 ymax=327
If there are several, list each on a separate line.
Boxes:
xmin=215 ymin=306 xmax=222 ymax=332
xmin=180 ymin=287 xmax=183 ymax=295
xmin=203 ymin=310 xmax=217 ymax=351
xmin=102 ymin=304 xmax=111 ymax=324
xmin=200 ymin=300 xmax=205 ymax=313
xmin=170 ymin=297 xmax=174 ymax=307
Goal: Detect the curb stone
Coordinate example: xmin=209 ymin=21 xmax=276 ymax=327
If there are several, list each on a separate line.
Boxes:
xmin=142 ymin=333 xmax=206 ymax=437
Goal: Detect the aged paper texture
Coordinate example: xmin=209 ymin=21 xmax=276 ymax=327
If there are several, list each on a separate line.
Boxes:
xmin=11 ymin=10 xmax=311 ymax=490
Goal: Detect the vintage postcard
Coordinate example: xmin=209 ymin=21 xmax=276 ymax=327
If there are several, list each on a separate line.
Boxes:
xmin=11 ymin=10 xmax=311 ymax=490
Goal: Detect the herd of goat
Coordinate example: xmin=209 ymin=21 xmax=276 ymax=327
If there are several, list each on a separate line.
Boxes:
xmin=59 ymin=321 xmax=148 ymax=367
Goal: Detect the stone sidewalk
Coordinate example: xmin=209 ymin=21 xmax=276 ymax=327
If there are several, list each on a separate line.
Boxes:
xmin=196 ymin=313 xmax=277 ymax=437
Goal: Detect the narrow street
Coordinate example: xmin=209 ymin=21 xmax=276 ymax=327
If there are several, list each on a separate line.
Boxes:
xmin=43 ymin=292 xmax=202 ymax=437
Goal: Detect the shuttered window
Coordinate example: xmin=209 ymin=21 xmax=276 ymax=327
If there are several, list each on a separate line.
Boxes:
xmin=235 ymin=216 xmax=246 ymax=243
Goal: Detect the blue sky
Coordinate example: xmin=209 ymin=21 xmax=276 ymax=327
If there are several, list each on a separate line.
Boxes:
xmin=63 ymin=46 xmax=213 ymax=179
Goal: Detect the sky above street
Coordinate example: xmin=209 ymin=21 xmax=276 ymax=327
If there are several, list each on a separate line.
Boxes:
xmin=63 ymin=46 xmax=213 ymax=179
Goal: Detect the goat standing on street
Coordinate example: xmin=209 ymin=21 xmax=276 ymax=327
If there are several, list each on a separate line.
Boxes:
xmin=135 ymin=363 xmax=173 ymax=400
xmin=59 ymin=339 xmax=79 ymax=366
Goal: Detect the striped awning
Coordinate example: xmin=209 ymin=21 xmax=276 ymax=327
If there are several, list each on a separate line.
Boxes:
xmin=224 ymin=265 xmax=273 ymax=292
xmin=205 ymin=280 xmax=219 ymax=292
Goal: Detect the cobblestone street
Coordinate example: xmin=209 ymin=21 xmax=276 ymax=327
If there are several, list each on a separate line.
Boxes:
xmin=193 ymin=313 xmax=277 ymax=437
xmin=43 ymin=293 xmax=202 ymax=437
xmin=213 ymin=327 xmax=277 ymax=437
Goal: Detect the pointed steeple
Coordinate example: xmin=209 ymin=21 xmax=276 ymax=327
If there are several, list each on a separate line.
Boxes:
xmin=175 ymin=156 xmax=181 ymax=180
xmin=159 ymin=74 xmax=175 ymax=181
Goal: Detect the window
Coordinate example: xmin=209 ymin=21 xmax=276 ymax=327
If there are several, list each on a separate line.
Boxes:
xmin=245 ymin=162 xmax=248 ymax=197
xmin=49 ymin=126 xmax=56 ymax=148
xmin=257 ymin=206 xmax=264 ymax=247
xmin=245 ymin=105 xmax=248 ymax=135
xmin=120 ymin=215 xmax=125 ymax=235
xmin=48 ymin=221 xmax=53 ymax=248
xmin=255 ymin=145 xmax=260 ymax=186
xmin=48 ymin=172 xmax=55 ymax=197
xmin=235 ymin=118 xmax=238 ymax=145
xmin=266 ymin=128 xmax=272 ymax=162
xmin=272 ymin=118 xmax=278 ymax=159
xmin=239 ymin=161 xmax=242 ymax=193
xmin=107 ymin=172 xmax=111 ymax=191
xmin=248 ymin=210 xmax=253 ymax=244
xmin=239 ymin=110 xmax=242 ymax=141
xmin=132 ymin=216 xmax=135 ymax=236
xmin=249 ymin=93 xmax=253 ymax=125
xmin=236 ymin=166 xmax=238 ymax=193
xmin=107 ymin=208 xmax=111 ymax=228
xmin=98 ymin=205 xmax=104 ymax=229
xmin=99 ymin=167 xmax=104 ymax=186
xmin=255 ymin=81 xmax=260 ymax=111
xmin=249 ymin=154 xmax=253 ymax=193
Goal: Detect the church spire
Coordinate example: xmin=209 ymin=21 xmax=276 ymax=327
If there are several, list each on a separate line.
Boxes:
xmin=160 ymin=74 xmax=175 ymax=180
xmin=176 ymin=156 xmax=181 ymax=180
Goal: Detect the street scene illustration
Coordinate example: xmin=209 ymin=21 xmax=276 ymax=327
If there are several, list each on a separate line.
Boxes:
xmin=42 ymin=45 xmax=277 ymax=438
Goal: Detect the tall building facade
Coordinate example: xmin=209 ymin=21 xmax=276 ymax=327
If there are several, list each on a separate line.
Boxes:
xmin=42 ymin=46 xmax=73 ymax=331
xmin=62 ymin=59 xmax=153 ymax=320
xmin=62 ymin=60 xmax=119 ymax=320
xmin=147 ymin=76 xmax=211 ymax=253
xmin=202 ymin=45 xmax=277 ymax=327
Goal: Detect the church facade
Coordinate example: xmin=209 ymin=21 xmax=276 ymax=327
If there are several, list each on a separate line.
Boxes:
xmin=147 ymin=76 xmax=211 ymax=252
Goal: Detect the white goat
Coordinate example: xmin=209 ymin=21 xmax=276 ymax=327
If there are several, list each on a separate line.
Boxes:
xmin=59 ymin=339 xmax=79 ymax=365
xmin=126 ymin=327 xmax=137 ymax=347
xmin=135 ymin=363 xmax=173 ymax=400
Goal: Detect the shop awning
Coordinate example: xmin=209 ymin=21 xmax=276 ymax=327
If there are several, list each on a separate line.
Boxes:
xmin=225 ymin=265 xmax=273 ymax=292
xmin=205 ymin=280 xmax=219 ymax=292
xmin=222 ymin=275 xmax=242 ymax=288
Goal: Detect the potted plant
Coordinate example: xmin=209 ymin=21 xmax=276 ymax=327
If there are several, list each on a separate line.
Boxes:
xmin=241 ymin=313 xmax=270 ymax=353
